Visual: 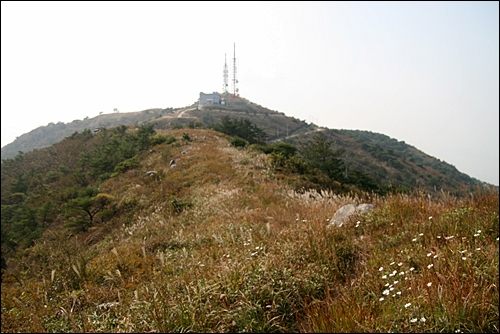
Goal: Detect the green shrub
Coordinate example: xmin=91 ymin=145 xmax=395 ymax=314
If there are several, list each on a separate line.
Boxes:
xmin=230 ymin=137 xmax=248 ymax=148
xmin=111 ymin=155 xmax=140 ymax=177
xmin=172 ymin=123 xmax=184 ymax=129
xmin=149 ymin=133 xmax=168 ymax=146
xmin=164 ymin=136 xmax=177 ymax=145
xmin=182 ymin=133 xmax=192 ymax=142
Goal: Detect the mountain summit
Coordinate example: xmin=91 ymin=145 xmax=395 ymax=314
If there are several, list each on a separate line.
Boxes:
xmin=1 ymin=95 xmax=490 ymax=195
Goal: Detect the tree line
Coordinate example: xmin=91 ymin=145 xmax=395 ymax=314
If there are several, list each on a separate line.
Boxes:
xmin=211 ymin=116 xmax=386 ymax=194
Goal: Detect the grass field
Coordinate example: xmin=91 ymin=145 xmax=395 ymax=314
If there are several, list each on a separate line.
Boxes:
xmin=1 ymin=129 xmax=498 ymax=332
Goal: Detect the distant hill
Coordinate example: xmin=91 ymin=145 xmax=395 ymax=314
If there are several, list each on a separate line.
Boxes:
xmin=1 ymin=107 xmax=180 ymax=161
xmin=1 ymin=93 xmax=490 ymax=195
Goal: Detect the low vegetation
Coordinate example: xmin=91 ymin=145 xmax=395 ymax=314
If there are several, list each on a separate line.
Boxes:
xmin=2 ymin=96 xmax=486 ymax=196
xmin=1 ymin=125 xmax=498 ymax=332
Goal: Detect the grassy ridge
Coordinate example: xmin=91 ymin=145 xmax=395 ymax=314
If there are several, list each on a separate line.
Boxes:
xmin=2 ymin=95 xmax=488 ymax=196
xmin=1 ymin=128 xmax=498 ymax=332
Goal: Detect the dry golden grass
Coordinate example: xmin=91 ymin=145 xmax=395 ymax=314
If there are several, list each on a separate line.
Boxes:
xmin=1 ymin=128 xmax=498 ymax=332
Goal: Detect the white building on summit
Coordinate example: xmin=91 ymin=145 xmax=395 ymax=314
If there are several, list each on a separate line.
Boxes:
xmin=199 ymin=92 xmax=225 ymax=107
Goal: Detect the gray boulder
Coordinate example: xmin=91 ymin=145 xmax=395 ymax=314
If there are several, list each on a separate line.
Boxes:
xmin=329 ymin=203 xmax=376 ymax=227
xmin=356 ymin=203 xmax=376 ymax=214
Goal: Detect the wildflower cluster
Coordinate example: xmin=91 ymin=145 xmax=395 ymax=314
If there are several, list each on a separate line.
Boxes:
xmin=250 ymin=245 xmax=265 ymax=257
xmin=377 ymin=261 xmax=417 ymax=303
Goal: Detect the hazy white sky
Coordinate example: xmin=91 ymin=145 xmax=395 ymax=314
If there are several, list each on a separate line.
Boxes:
xmin=2 ymin=1 xmax=499 ymax=185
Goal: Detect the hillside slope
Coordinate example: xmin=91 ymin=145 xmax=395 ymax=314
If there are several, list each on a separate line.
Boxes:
xmin=0 ymin=107 xmax=182 ymax=161
xmin=1 ymin=95 xmax=489 ymax=194
xmin=1 ymin=126 xmax=498 ymax=332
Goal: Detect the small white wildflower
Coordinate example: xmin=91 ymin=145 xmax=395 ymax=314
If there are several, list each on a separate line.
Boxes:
xmin=408 ymin=287 xmax=412 ymax=290
xmin=412 ymin=238 xmax=417 ymax=242
xmin=477 ymin=230 xmax=482 ymax=233
xmin=392 ymin=270 xmax=397 ymax=275
xmin=405 ymin=277 xmax=408 ymax=280
xmin=383 ymin=289 xmax=390 ymax=295
xmin=497 ymin=237 xmax=499 ymax=241
xmin=379 ymin=267 xmax=384 ymax=271
xmin=455 ymin=329 xmax=461 ymax=333
xmin=437 ymin=235 xmax=441 ymax=239
xmin=427 ymin=264 xmax=434 ymax=269
xmin=410 ymin=318 xmax=418 ymax=323
xmin=385 ymin=283 xmax=390 ymax=287
xmin=474 ymin=234 xmax=479 ymax=237
xmin=460 ymin=250 xmax=467 ymax=254
xmin=427 ymin=253 xmax=432 ymax=257
xmin=476 ymin=248 xmax=481 ymax=251
xmin=389 ymin=287 xmax=394 ymax=291
xmin=405 ymin=303 xmax=411 ymax=308
xmin=433 ymin=255 xmax=438 ymax=258
xmin=397 ymin=291 xmax=401 ymax=295
xmin=419 ymin=233 xmax=424 ymax=236
xmin=409 ymin=267 xmax=415 ymax=271
xmin=398 ymin=262 xmax=403 ymax=266
xmin=462 ymin=257 xmax=466 ymax=260
xmin=445 ymin=235 xmax=454 ymax=240
xmin=390 ymin=262 xmax=395 ymax=265
xmin=382 ymin=275 xmax=387 ymax=279
xmin=420 ymin=317 xmax=426 ymax=323
xmin=379 ymin=297 xmax=384 ymax=301
xmin=393 ymin=280 xmax=399 ymax=285
xmin=392 ymin=294 xmax=396 ymax=297
xmin=427 ymin=282 xmax=432 ymax=287
xmin=429 ymin=216 xmax=433 ymax=220
xmin=389 ymin=272 xmax=395 ymax=277
xmin=399 ymin=271 xmax=405 ymax=276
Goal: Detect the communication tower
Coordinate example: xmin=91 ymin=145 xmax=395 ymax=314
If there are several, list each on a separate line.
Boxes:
xmin=232 ymin=43 xmax=239 ymax=97
xmin=222 ymin=53 xmax=229 ymax=93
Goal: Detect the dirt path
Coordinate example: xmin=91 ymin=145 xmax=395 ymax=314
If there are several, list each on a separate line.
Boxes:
xmin=176 ymin=107 xmax=196 ymax=118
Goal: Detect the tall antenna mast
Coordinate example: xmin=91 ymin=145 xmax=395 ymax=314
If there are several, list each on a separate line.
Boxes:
xmin=232 ymin=42 xmax=238 ymax=98
xmin=222 ymin=53 xmax=228 ymax=93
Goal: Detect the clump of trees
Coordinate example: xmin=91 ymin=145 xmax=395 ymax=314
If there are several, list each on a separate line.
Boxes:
xmin=210 ymin=116 xmax=386 ymax=194
xmin=251 ymin=131 xmax=386 ymax=194
xmin=211 ymin=116 xmax=267 ymax=144
xmin=1 ymin=124 xmax=166 ymax=275
xmin=79 ymin=124 xmax=156 ymax=182
xmin=63 ymin=190 xmax=115 ymax=231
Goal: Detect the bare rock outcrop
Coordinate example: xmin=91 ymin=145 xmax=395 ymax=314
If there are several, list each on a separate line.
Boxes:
xmin=328 ymin=203 xmax=376 ymax=227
